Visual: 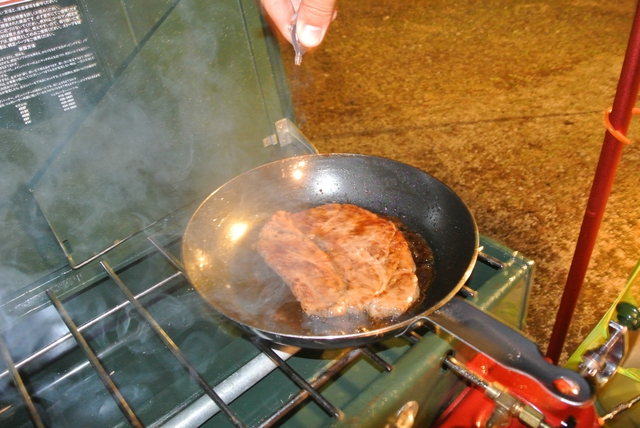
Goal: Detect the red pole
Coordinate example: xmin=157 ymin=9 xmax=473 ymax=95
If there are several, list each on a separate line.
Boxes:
xmin=546 ymin=0 xmax=640 ymax=364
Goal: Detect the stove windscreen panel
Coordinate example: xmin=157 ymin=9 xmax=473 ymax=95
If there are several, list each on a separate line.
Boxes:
xmin=0 ymin=0 xmax=302 ymax=302
xmin=32 ymin=0 xmax=289 ymax=267
xmin=0 ymin=0 xmax=114 ymax=294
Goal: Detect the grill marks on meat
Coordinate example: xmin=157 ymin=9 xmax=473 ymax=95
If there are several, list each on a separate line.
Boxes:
xmin=256 ymin=204 xmax=420 ymax=318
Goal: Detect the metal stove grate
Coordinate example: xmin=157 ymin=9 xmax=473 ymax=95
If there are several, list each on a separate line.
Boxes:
xmin=0 ymin=235 xmax=419 ymax=428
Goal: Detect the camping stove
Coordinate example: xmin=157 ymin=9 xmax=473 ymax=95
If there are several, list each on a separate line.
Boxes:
xmin=0 ymin=0 xmax=600 ymax=427
xmin=0 ymin=232 xmax=539 ymax=428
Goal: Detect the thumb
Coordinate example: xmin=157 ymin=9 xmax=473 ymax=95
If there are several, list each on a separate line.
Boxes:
xmin=296 ymin=0 xmax=337 ymax=48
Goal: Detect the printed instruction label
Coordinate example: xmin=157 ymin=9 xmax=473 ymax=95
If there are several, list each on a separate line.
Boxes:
xmin=0 ymin=0 xmax=107 ymax=128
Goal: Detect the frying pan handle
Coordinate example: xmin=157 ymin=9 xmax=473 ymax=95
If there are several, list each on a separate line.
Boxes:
xmin=425 ymin=298 xmax=593 ymax=405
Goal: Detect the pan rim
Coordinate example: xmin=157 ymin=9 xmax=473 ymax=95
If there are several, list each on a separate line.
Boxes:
xmin=182 ymin=153 xmax=479 ymax=347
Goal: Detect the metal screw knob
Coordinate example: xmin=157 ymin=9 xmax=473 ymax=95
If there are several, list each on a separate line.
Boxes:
xmin=616 ymin=302 xmax=640 ymax=330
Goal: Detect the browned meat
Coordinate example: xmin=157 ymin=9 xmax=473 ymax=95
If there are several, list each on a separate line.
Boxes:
xmin=367 ymin=230 xmax=419 ymax=318
xmin=256 ymin=204 xmax=420 ymax=319
xmin=255 ymin=211 xmax=347 ymax=317
xmin=292 ymin=204 xmax=406 ymax=315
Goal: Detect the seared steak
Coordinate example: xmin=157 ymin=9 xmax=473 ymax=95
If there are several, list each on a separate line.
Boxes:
xmin=256 ymin=204 xmax=420 ymax=318
xmin=255 ymin=210 xmax=347 ymax=317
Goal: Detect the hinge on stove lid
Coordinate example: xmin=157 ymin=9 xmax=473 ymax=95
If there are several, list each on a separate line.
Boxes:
xmin=263 ymin=118 xmax=317 ymax=152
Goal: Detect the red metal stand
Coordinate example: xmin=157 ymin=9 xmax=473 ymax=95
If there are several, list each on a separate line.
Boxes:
xmin=546 ymin=0 xmax=640 ymax=363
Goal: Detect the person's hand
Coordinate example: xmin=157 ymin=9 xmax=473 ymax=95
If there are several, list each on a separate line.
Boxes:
xmin=261 ymin=0 xmax=337 ymax=48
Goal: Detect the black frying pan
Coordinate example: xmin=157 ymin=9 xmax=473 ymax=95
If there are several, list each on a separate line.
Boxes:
xmin=181 ymin=153 xmax=594 ymax=404
xmin=182 ymin=153 xmax=478 ymax=348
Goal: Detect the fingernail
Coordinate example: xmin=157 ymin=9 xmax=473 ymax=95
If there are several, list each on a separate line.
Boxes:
xmin=298 ymin=24 xmax=323 ymax=48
